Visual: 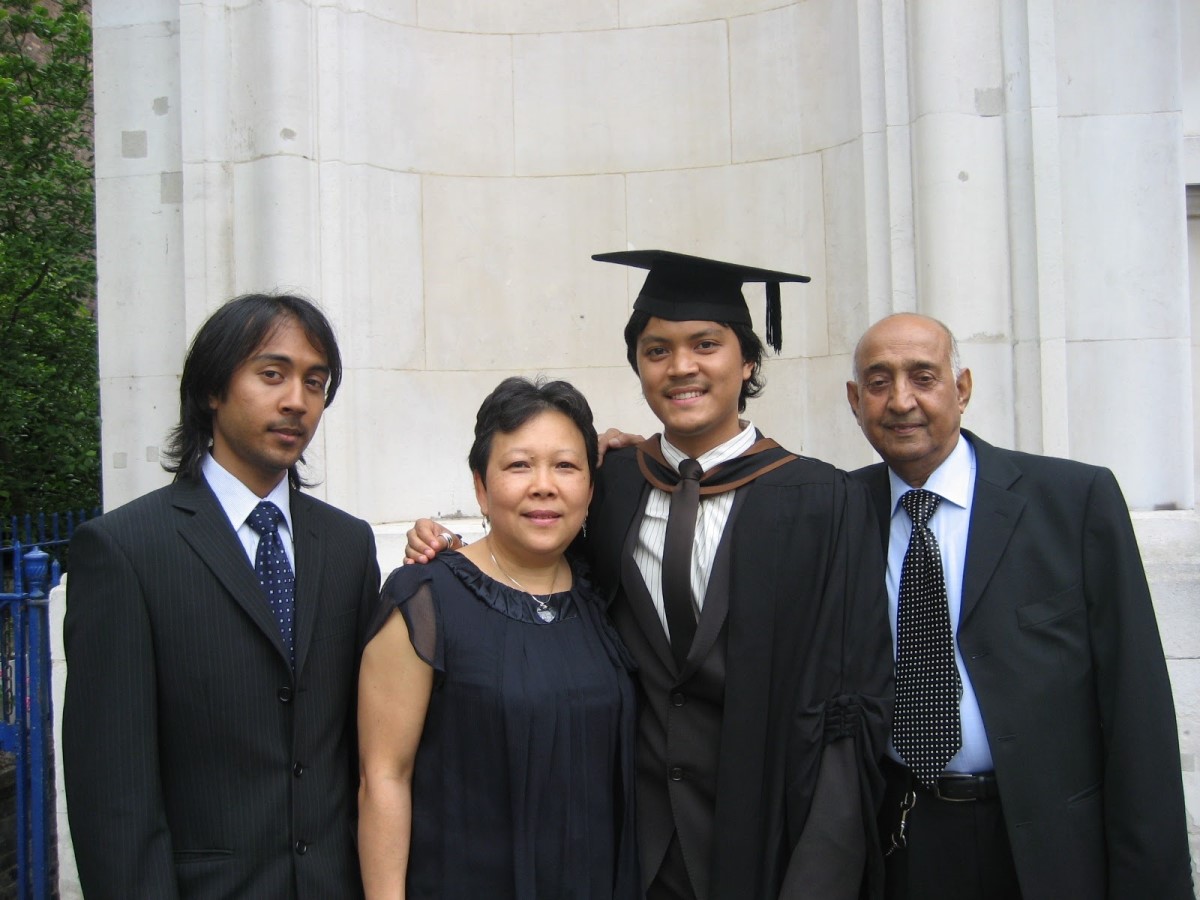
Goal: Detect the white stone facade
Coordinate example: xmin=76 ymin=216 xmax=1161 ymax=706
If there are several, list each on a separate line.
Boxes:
xmin=81 ymin=0 xmax=1200 ymax=891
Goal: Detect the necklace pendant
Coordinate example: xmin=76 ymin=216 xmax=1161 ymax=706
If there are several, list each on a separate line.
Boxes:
xmin=536 ymin=606 xmax=556 ymax=623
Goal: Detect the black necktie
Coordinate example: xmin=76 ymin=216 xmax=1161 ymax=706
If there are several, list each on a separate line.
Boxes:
xmin=662 ymin=458 xmax=702 ymax=669
xmin=247 ymin=501 xmax=296 ymax=667
xmin=894 ymin=489 xmax=961 ymax=787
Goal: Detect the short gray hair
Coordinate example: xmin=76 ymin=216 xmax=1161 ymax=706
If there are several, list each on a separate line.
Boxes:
xmin=851 ymin=313 xmax=963 ymax=380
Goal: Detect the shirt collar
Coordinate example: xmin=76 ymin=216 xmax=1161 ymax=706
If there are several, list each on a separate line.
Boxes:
xmin=888 ymin=432 xmax=975 ymax=517
xmin=201 ymin=452 xmax=293 ymax=535
xmin=661 ymin=421 xmax=757 ymax=474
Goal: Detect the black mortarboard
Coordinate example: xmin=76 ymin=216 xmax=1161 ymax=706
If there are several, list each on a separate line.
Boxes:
xmin=592 ymin=249 xmax=810 ymax=352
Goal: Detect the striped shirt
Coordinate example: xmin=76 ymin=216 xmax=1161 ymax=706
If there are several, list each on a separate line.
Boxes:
xmin=633 ymin=422 xmax=757 ymax=637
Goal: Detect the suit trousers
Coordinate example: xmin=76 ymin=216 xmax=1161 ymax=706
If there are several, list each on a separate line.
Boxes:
xmin=882 ymin=761 xmax=1022 ymax=900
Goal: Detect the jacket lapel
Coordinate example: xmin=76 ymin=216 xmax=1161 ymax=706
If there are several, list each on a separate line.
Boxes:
xmin=290 ymin=494 xmax=322 ymax=677
xmin=172 ymin=478 xmax=293 ymax=672
xmin=619 ymin=507 xmax=678 ymax=674
xmin=679 ymin=489 xmax=746 ymax=680
xmin=959 ymin=431 xmax=1025 ymax=626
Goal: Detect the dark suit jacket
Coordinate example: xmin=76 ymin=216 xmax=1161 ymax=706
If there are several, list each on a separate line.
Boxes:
xmin=63 ymin=476 xmax=381 ymax=899
xmin=854 ymin=430 xmax=1192 ymax=899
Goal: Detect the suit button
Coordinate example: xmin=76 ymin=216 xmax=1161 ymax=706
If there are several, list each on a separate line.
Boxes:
xmin=277 ymin=687 xmax=292 ymax=703
xmin=294 ymin=840 xmax=307 ymax=855
xmin=669 ymin=766 xmax=684 ymax=781
xmin=670 ymin=692 xmax=686 ymax=707
xmin=293 ymin=762 xmax=304 ymax=777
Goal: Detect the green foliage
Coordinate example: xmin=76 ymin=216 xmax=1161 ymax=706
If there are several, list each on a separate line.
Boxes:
xmin=0 ymin=1 xmax=98 ymax=513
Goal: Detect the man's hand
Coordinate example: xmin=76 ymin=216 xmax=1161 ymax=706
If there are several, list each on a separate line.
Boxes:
xmin=404 ymin=518 xmax=457 ymax=565
xmin=597 ymin=427 xmax=645 ymax=465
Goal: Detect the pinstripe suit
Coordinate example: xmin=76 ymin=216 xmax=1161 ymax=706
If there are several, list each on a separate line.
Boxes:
xmin=62 ymin=475 xmax=380 ymax=899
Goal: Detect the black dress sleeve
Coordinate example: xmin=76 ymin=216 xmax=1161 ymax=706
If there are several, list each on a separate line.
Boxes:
xmin=369 ymin=565 xmax=444 ymax=674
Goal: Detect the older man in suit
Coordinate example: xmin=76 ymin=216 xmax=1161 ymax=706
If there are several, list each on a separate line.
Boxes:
xmin=846 ymin=312 xmax=1192 ymax=899
xmin=63 ymin=293 xmax=380 ymax=899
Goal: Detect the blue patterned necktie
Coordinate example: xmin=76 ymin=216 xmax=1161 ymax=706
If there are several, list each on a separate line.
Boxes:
xmin=894 ymin=489 xmax=962 ymax=788
xmin=246 ymin=501 xmax=296 ymax=667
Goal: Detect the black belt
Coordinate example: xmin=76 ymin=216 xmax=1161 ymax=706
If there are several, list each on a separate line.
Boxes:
xmin=926 ymin=771 xmax=999 ymax=802
xmin=885 ymin=758 xmax=999 ymax=802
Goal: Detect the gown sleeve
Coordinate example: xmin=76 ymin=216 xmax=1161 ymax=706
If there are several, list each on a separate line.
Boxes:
xmin=783 ymin=475 xmax=894 ymax=899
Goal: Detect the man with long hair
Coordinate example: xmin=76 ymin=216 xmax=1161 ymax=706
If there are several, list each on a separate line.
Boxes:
xmin=63 ymin=293 xmax=380 ymax=898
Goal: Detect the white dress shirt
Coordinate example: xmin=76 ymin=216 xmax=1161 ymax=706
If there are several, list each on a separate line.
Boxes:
xmin=202 ymin=453 xmax=295 ymax=569
xmin=886 ymin=433 xmax=993 ymax=773
xmin=634 ymin=422 xmax=757 ymax=637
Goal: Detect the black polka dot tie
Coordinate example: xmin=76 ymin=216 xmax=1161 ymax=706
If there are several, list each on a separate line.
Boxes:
xmin=247 ymin=501 xmax=296 ymax=668
xmin=894 ymin=489 xmax=961 ymax=788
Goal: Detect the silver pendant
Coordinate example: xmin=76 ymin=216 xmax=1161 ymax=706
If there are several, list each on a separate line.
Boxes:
xmin=536 ymin=606 xmax=556 ymax=623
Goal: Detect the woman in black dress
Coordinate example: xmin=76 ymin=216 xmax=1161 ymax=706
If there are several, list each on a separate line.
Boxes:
xmin=358 ymin=377 xmax=639 ymax=899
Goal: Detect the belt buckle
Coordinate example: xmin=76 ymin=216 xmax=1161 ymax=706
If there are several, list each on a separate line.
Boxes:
xmin=932 ymin=772 xmax=977 ymax=803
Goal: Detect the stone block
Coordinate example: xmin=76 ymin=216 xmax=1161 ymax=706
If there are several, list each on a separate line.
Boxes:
xmin=953 ymin=340 xmax=1014 ymax=454
xmin=911 ymin=113 xmax=1011 ymax=333
xmin=224 ymin=2 xmax=317 ymax=162
xmin=321 ymin=0 xmax=416 ymax=24
xmin=417 ymin=0 xmax=617 ymax=33
xmin=331 ymin=19 xmax=515 ymax=174
xmin=93 ymin=0 xmax=177 ymax=28
xmin=822 ymin=138 xmax=873 ymax=354
xmin=907 ymin=0 xmax=1003 ymax=117
xmin=228 ymin=156 xmax=322 ymax=292
xmin=98 ymin=376 xmax=178 ymax=511
xmin=421 ymin=174 xmax=628 ymax=371
xmin=622 ymin=0 xmax=790 ymax=28
xmin=1055 ymin=2 xmax=1181 ymax=117
xmin=95 ymin=174 xmax=186 ymax=379
xmin=778 ymin=353 xmax=875 ymax=469
xmin=1134 ymin=512 xmax=1200 ymax=660
xmin=1066 ymin=338 xmax=1194 ymax=511
xmin=93 ymin=20 xmax=182 ymax=177
xmin=512 ymin=22 xmax=730 ymax=175
xmin=730 ymin=0 xmax=863 ymax=159
xmin=1059 ymin=114 xmax=1187 ymax=341
xmin=314 ymin=162 xmax=424 ymax=371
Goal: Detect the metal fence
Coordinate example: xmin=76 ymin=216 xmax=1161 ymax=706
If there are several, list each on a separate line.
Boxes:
xmin=0 ymin=543 xmax=56 ymax=899
xmin=0 ymin=509 xmax=95 ymax=899
xmin=1 ymin=510 xmax=99 ymax=588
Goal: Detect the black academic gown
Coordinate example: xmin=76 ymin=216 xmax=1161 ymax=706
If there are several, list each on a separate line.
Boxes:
xmin=584 ymin=443 xmax=893 ymax=900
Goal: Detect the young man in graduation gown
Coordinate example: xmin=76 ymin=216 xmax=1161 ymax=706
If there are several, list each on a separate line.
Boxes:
xmin=408 ymin=251 xmax=893 ymax=900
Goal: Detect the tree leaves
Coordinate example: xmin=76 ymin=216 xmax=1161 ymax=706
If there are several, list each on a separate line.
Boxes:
xmin=0 ymin=0 xmax=98 ymax=513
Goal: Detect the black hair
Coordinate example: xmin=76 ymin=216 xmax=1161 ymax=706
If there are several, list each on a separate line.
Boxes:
xmin=162 ymin=292 xmax=342 ymax=489
xmin=622 ymin=310 xmax=766 ymax=413
xmin=468 ymin=377 xmax=599 ymax=484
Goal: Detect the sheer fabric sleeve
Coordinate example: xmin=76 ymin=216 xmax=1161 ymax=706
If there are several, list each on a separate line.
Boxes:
xmin=369 ymin=566 xmax=444 ymax=674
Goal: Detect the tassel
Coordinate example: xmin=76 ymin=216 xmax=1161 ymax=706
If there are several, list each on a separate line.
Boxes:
xmin=765 ymin=282 xmax=782 ymax=353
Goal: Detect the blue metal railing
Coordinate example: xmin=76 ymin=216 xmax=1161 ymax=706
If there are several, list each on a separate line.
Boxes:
xmin=2 ymin=509 xmax=98 ymax=583
xmin=0 ymin=542 xmax=57 ymax=900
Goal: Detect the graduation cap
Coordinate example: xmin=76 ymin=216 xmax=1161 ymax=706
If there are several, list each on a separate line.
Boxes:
xmin=592 ymin=249 xmax=810 ymax=352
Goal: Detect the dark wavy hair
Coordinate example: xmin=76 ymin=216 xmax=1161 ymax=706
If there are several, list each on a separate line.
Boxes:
xmin=162 ymin=292 xmax=342 ymax=489
xmin=622 ymin=310 xmax=766 ymax=413
xmin=468 ymin=377 xmax=599 ymax=484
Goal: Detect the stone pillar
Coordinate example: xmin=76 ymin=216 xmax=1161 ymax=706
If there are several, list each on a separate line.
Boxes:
xmin=92 ymin=4 xmax=187 ymax=509
xmin=1054 ymin=0 xmax=1192 ymax=510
